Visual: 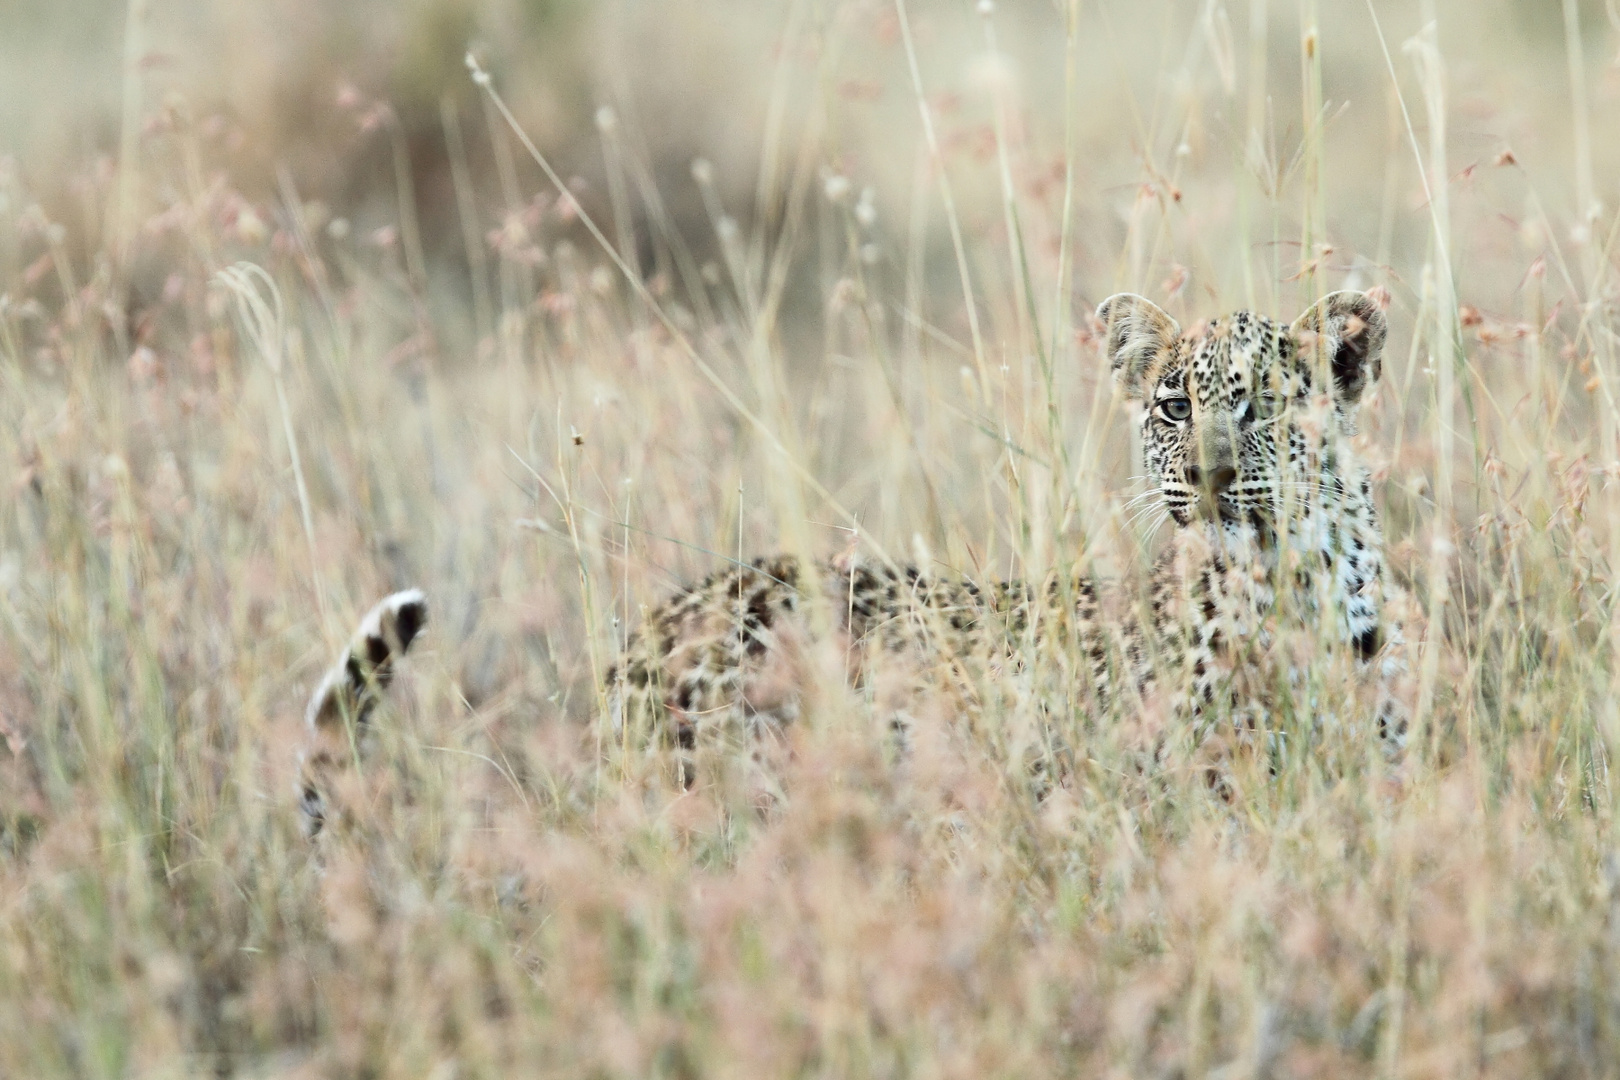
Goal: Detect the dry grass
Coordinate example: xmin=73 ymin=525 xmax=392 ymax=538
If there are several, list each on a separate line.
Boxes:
xmin=3 ymin=0 xmax=1620 ymax=1075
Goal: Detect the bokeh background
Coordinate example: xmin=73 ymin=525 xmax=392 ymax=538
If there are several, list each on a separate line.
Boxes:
xmin=6 ymin=1 xmax=1620 ymax=1076
xmin=8 ymin=0 xmax=1615 ymax=328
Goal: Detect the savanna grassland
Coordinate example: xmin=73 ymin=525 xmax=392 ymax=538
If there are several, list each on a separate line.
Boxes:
xmin=3 ymin=0 xmax=1620 ymax=1075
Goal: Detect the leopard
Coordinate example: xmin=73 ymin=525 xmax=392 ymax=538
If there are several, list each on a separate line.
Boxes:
xmin=298 ymin=290 xmax=1415 ymax=833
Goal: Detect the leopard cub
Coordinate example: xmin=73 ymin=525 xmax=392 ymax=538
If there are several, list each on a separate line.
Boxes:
xmin=300 ymin=290 xmax=1413 ymax=830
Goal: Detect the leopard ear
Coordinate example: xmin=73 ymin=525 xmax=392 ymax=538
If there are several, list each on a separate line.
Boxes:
xmin=1291 ymin=291 xmax=1388 ymax=407
xmin=1095 ymin=293 xmax=1181 ymax=400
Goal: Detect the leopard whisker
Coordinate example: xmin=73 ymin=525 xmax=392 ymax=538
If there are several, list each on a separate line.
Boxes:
xmin=1124 ymin=503 xmax=1169 ymax=533
xmin=1120 ymin=489 xmax=1166 ymax=512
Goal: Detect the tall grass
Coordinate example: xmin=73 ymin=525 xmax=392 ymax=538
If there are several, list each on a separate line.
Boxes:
xmin=1 ymin=0 xmax=1618 ymax=1075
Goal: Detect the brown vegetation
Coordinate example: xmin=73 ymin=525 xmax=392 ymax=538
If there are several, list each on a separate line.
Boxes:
xmin=3 ymin=0 xmax=1620 ymax=1075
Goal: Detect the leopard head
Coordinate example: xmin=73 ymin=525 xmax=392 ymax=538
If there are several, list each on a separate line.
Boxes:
xmin=1097 ymin=291 xmax=1388 ymax=538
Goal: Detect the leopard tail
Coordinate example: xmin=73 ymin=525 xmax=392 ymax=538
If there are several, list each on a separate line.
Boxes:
xmin=298 ymin=589 xmax=428 ymax=836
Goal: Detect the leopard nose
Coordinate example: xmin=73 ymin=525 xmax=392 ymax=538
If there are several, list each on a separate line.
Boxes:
xmin=1188 ymin=463 xmax=1238 ymax=494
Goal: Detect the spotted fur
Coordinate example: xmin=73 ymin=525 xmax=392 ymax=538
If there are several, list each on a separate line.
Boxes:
xmin=299 ymin=589 xmax=428 ymax=836
xmin=300 ymin=292 xmax=1415 ymax=827
xmin=605 ymin=554 xmax=1126 ymax=765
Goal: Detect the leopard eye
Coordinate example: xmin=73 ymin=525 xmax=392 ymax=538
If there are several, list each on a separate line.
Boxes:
xmin=1251 ymin=394 xmax=1282 ymax=420
xmin=1158 ymin=397 xmax=1192 ymax=422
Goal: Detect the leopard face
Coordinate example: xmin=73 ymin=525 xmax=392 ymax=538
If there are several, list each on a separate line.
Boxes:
xmin=1098 ymin=291 xmax=1387 ymax=544
xmin=1097 ymin=290 xmax=1395 ymax=677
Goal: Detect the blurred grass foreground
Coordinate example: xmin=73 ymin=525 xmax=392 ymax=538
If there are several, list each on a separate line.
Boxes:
xmin=6 ymin=0 xmax=1620 ymax=1075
